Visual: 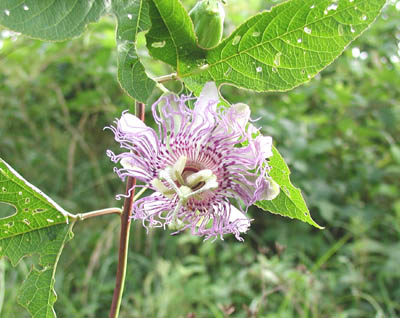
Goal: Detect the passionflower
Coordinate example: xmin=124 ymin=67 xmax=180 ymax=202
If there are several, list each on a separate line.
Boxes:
xmin=107 ymin=82 xmax=279 ymax=241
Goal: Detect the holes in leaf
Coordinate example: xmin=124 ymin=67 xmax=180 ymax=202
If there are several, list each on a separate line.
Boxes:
xmin=232 ymin=35 xmax=241 ymax=46
xmin=0 ymin=202 xmax=16 ymax=218
xmin=33 ymin=208 xmax=46 ymax=214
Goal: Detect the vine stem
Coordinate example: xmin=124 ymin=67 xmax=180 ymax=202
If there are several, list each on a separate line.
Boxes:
xmin=109 ymin=102 xmax=145 ymax=318
xmin=154 ymin=72 xmax=177 ymax=83
xmin=75 ymin=208 xmax=122 ymax=220
xmin=73 ymin=189 xmax=149 ymax=221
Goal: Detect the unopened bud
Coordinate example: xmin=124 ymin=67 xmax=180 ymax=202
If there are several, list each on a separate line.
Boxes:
xmin=189 ymin=0 xmax=225 ymax=49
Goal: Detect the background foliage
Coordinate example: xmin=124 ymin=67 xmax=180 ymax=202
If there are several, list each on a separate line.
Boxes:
xmin=0 ymin=0 xmax=399 ymax=317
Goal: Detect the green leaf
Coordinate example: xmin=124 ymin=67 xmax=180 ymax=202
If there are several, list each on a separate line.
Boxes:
xmin=0 ymin=158 xmax=75 ymax=318
xmin=255 ymin=146 xmax=322 ymax=229
xmin=112 ymin=0 xmax=156 ymax=103
xmin=146 ymin=0 xmax=205 ymax=74
xmin=0 ymin=1 xmax=157 ymax=102
xmin=182 ymin=0 xmax=386 ymax=94
xmin=145 ymin=0 xmax=178 ymax=68
xmin=0 ymin=0 xmax=107 ymax=41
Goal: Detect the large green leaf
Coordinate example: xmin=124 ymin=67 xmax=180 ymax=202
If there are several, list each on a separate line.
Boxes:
xmin=145 ymin=0 xmax=178 ymax=68
xmin=146 ymin=0 xmax=205 ymax=74
xmin=181 ymin=0 xmax=386 ymax=94
xmin=255 ymin=146 xmax=322 ymax=229
xmin=0 ymin=0 xmax=156 ymax=103
xmin=0 ymin=158 xmax=75 ymax=318
xmin=0 ymin=0 xmax=107 ymax=41
xmin=112 ymin=0 xmax=156 ymax=103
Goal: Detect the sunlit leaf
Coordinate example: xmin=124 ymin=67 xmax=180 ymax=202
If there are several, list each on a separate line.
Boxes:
xmin=0 ymin=158 xmax=75 ymax=318
xmin=256 ymin=146 xmax=323 ymax=229
xmin=112 ymin=0 xmax=156 ymax=103
xmin=0 ymin=0 xmax=107 ymax=41
xmin=181 ymin=0 xmax=387 ymax=94
xmin=145 ymin=0 xmax=177 ymax=68
xmin=146 ymin=0 xmax=205 ymax=74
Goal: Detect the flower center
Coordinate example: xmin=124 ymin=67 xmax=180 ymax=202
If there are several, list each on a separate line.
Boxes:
xmin=181 ymin=168 xmax=205 ymax=191
xmin=151 ymin=155 xmax=218 ymax=202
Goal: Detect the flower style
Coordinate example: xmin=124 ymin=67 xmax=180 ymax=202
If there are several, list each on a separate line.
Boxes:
xmin=107 ymin=82 xmax=279 ymax=241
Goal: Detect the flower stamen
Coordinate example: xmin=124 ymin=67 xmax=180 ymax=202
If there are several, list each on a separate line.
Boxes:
xmin=158 ymin=158 xmax=219 ymax=203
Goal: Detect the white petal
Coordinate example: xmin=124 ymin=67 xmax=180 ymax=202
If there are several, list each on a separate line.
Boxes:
xmin=119 ymin=113 xmax=148 ymax=133
xmin=229 ymin=205 xmax=251 ymax=233
xmin=118 ymin=113 xmax=158 ymax=150
xmin=259 ymin=178 xmax=280 ymax=201
xmin=142 ymin=192 xmax=169 ymax=216
xmin=120 ymin=157 xmax=150 ymax=179
xmin=255 ymin=135 xmax=273 ymax=159
xmin=194 ymin=82 xmax=219 ymax=113
xmin=241 ymin=133 xmax=273 ymax=166
xmin=214 ymin=103 xmax=251 ymax=139
xmin=157 ymin=96 xmax=182 ymax=135
xmin=227 ymin=103 xmax=251 ymax=131
xmin=191 ymin=82 xmax=220 ymax=135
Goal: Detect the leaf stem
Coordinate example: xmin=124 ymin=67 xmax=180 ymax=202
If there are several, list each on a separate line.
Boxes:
xmin=132 ymin=186 xmax=149 ymax=202
xmin=109 ymin=102 xmax=145 ymax=318
xmin=75 ymin=208 xmax=122 ymax=220
xmin=154 ymin=73 xmax=178 ymax=83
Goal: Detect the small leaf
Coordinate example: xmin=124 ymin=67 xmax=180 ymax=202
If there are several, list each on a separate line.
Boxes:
xmin=182 ymin=0 xmax=386 ymax=94
xmin=255 ymin=146 xmax=322 ymax=229
xmin=112 ymin=0 xmax=156 ymax=103
xmin=0 ymin=158 xmax=75 ymax=318
xmin=146 ymin=0 xmax=205 ymax=74
xmin=0 ymin=0 xmax=107 ymax=41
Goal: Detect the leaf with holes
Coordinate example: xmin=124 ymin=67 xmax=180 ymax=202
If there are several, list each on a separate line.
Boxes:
xmin=0 ymin=0 xmax=107 ymax=41
xmin=146 ymin=0 xmax=205 ymax=74
xmin=0 ymin=0 xmax=157 ymax=103
xmin=0 ymin=158 xmax=75 ymax=318
xmin=181 ymin=0 xmax=386 ymax=94
xmin=255 ymin=146 xmax=322 ymax=229
xmin=112 ymin=0 xmax=157 ymax=103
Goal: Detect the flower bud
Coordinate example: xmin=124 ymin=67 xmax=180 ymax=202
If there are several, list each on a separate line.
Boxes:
xmin=189 ymin=0 xmax=225 ymax=49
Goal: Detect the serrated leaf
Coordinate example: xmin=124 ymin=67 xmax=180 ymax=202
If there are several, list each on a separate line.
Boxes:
xmin=255 ymin=146 xmax=322 ymax=229
xmin=181 ymin=0 xmax=386 ymax=94
xmin=0 ymin=158 xmax=75 ymax=318
xmin=146 ymin=0 xmax=205 ymax=74
xmin=112 ymin=0 xmax=156 ymax=103
xmin=0 ymin=0 xmax=107 ymax=41
xmin=145 ymin=0 xmax=177 ymax=68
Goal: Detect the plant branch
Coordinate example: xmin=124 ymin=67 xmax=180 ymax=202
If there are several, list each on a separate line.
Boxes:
xmin=154 ymin=73 xmax=178 ymax=83
xmin=75 ymin=208 xmax=122 ymax=221
xmin=109 ymin=101 xmax=145 ymax=318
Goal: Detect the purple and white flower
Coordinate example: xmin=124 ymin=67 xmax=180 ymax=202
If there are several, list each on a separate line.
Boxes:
xmin=107 ymin=82 xmax=279 ymax=241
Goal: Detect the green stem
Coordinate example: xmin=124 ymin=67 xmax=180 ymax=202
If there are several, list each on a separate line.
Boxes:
xmin=311 ymin=233 xmax=352 ymax=272
xmin=154 ymin=72 xmax=178 ymax=83
xmin=75 ymin=208 xmax=122 ymax=220
xmin=132 ymin=186 xmax=149 ymax=202
xmin=109 ymin=102 xmax=145 ymax=318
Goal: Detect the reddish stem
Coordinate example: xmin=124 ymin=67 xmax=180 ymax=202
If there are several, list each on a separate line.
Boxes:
xmin=109 ymin=102 xmax=145 ymax=318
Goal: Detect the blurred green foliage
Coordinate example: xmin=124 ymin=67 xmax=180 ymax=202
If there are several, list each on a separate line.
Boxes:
xmin=0 ymin=1 xmax=399 ymax=317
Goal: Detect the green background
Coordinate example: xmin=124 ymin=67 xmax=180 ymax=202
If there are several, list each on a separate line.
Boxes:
xmin=1 ymin=0 xmax=399 ymax=317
